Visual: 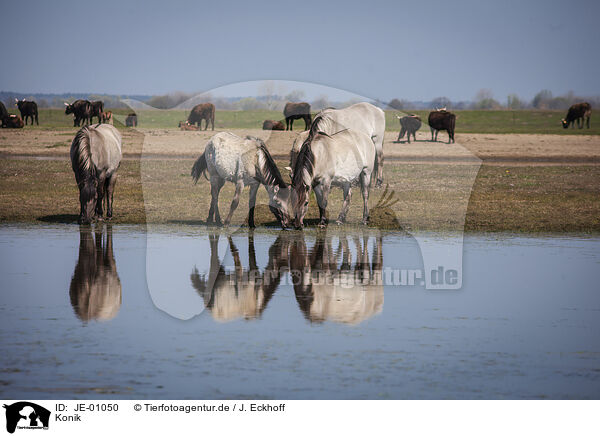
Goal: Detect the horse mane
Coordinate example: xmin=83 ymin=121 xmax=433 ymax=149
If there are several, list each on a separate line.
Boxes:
xmin=72 ymin=127 xmax=95 ymax=176
xmin=249 ymin=136 xmax=287 ymax=188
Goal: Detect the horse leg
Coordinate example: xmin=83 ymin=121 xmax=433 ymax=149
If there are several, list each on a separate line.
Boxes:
xmin=247 ymin=183 xmax=259 ymax=228
xmin=314 ymin=183 xmax=330 ymax=227
xmin=289 ymin=118 xmax=294 ymax=131
xmin=208 ymin=176 xmax=224 ymax=225
xmin=360 ymin=170 xmax=372 ymax=225
xmin=224 ymin=180 xmax=244 ymax=226
xmin=105 ymin=174 xmax=117 ymax=219
xmin=211 ymin=115 xmax=215 ymax=131
xmin=285 ymin=117 xmax=289 ymax=131
xmin=336 ymin=184 xmax=352 ymax=225
xmin=35 ymin=113 xmax=39 ymax=125
xmin=95 ymin=174 xmax=106 ymax=220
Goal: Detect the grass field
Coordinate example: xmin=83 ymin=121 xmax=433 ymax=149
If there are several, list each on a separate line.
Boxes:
xmin=4 ymin=108 xmax=599 ymax=135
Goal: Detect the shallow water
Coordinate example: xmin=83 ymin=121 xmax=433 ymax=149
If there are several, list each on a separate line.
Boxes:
xmin=0 ymin=224 xmax=599 ymax=399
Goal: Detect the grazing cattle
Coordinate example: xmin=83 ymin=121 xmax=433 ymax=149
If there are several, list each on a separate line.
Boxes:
xmin=283 ymin=102 xmax=311 ymax=131
xmin=70 ymin=225 xmax=121 ymax=322
xmin=125 ymin=113 xmax=137 ymax=127
xmin=397 ymin=114 xmax=421 ymax=143
xmin=90 ymin=101 xmax=104 ymax=124
xmin=290 ymin=115 xmax=376 ymax=228
xmin=15 ymin=99 xmax=39 ymax=125
xmin=428 ymin=109 xmax=456 ymax=143
xmin=70 ymin=124 xmax=122 ymax=224
xmin=0 ymin=101 xmax=8 ymax=126
xmin=191 ymin=132 xmax=293 ymax=228
xmin=188 ymin=103 xmax=215 ymax=130
xmin=101 ymin=111 xmax=113 ymax=125
xmin=179 ymin=120 xmax=199 ymax=130
xmin=3 ymin=114 xmax=24 ymax=128
xmin=65 ymin=100 xmax=92 ymax=127
xmin=262 ymin=119 xmax=285 ymax=130
xmin=562 ymin=102 xmax=591 ymax=129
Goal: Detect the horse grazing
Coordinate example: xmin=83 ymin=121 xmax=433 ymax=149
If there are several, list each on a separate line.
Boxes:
xmin=188 ymin=103 xmax=215 ymax=130
xmin=562 ymin=102 xmax=591 ymax=129
xmin=70 ymin=124 xmax=122 ymax=224
xmin=290 ymin=115 xmax=376 ymax=228
xmin=191 ymin=132 xmax=293 ymax=228
xmin=65 ymin=100 xmax=92 ymax=127
xmin=283 ymin=102 xmax=311 ymax=131
xmin=397 ymin=114 xmax=421 ymax=143
xmin=70 ymin=225 xmax=121 ymax=322
xmin=15 ymin=99 xmax=39 ymax=125
xmin=308 ymin=102 xmax=385 ymax=186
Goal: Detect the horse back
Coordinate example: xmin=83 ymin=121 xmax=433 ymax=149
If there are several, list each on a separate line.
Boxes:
xmin=89 ymin=124 xmax=122 ymax=173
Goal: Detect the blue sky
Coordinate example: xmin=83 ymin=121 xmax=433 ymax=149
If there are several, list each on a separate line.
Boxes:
xmin=1 ymin=0 xmax=598 ymax=102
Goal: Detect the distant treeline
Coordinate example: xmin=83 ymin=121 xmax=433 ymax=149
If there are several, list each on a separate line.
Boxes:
xmin=2 ymin=89 xmax=598 ymax=112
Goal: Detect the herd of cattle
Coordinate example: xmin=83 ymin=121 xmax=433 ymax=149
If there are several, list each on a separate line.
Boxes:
xmin=0 ymin=98 xmax=593 ymax=141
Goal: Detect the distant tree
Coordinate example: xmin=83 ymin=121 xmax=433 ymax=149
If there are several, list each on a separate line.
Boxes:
xmin=311 ymin=94 xmax=330 ymax=110
xmin=284 ymin=90 xmax=305 ymax=103
xmin=472 ymin=88 xmax=501 ymax=109
xmin=506 ymin=94 xmax=524 ymax=109
xmin=532 ymin=89 xmax=553 ymax=109
xmin=235 ymin=97 xmax=266 ymax=110
xmin=431 ymin=96 xmax=451 ymax=109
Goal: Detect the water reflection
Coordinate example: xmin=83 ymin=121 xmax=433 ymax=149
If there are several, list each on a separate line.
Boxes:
xmin=190 ymin=231 xmax=288 ymax=322
xmin=190 ymin=229 xmax=383 ymax=324
xmin=69 ymin=224 xmax=122 ymax=322
xmin=291 ymin=230 xmax=384 ymax=325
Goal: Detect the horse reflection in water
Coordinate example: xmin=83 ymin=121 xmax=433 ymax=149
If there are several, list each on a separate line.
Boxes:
xmin=69 ymin=225 xmax=122 ymax=322
xmin=190 ymin=229 xmax=383 ymax=325
xmin=291 ymin=230 xmax=384 ymax=325
xmin=190 ymin=231 xmax=289 ymax=322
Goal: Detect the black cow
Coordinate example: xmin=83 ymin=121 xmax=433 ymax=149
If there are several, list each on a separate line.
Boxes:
xmin=65 ymin=100 xmax=92 ymax=127
xmin=396 ymin=114 xmax=422 ymax=143
xmin=90 ymin=101 xmax=104 ymax=124
xmin=562 ymin=102 xmax=591 ymax=129
xmin=428 ymin=109 xmax=456 ymax=143
xmin=283 ymin=102 xmax=311 ymax=131
xmin=125 ymin=113 xmax=137 ymax=127
xmin=0 ymin=101 xmax=8 ymax=127
xmin=15 ymin=99 xmax=38 ymax=125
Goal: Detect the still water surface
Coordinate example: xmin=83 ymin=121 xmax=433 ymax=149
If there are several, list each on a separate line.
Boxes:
xmin=0 ymin=224 xmax=599 ymax=399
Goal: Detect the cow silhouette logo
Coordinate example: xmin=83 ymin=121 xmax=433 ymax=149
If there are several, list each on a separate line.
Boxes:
xmin=3 ymin=402 xmax=50 ymax=434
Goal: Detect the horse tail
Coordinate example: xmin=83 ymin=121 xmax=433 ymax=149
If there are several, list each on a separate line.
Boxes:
xmin=191 ymin=152 xmax=208 ymax=184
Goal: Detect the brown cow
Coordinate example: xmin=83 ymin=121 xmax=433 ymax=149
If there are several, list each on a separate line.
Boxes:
xmin=428 ymin=109 xmax=456 ymax=143
xmin=188 ymin=103 xmax=215 ymax=130
xmin=3 ymin=114 xmax=24 ymax=128
xmin=102 ymin=111 xmax=113 ymax=125
xmin=562 ymin=102 xmax=591 ymax=129
xmin=262 ymin=120 xmax=285 ymax=130
xmin=283 ymin=102 xmax=311 ymax=130
xmin=179 ymin=120 xmax=199 ymax=131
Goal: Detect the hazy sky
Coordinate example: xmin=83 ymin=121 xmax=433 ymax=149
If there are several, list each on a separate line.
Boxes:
xmin=1 ymin=0 xmax=599 ymax=102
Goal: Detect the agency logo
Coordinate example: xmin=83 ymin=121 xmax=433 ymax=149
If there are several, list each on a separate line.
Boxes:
xmin=3 ymin=402 xmax=50 ymax=434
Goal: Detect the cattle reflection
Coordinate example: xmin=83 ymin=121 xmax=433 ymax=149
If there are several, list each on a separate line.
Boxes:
xmin=190 ymin=231 xmax=289 ymax=322
xmin=291 ymin=230 xmax=383 ymax=325
xmin=69 ymin=225 xmax=122 ymax=322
